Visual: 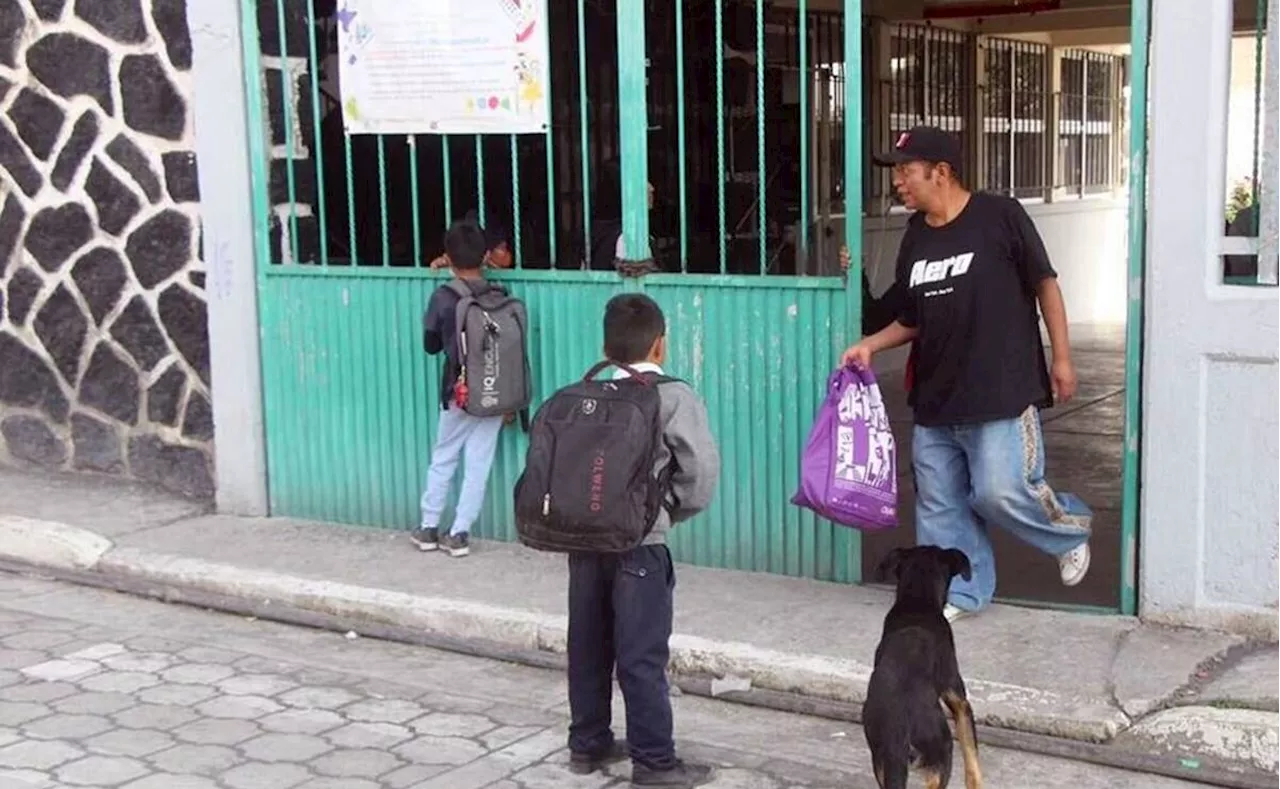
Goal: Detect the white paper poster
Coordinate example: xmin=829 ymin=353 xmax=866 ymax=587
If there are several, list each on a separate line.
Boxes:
xmin=335 ymin=0 xmax=549 ymax=136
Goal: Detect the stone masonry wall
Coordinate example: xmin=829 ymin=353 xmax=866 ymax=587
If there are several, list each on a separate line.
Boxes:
xmin=0 ymin=0 xmax=211 ymax=498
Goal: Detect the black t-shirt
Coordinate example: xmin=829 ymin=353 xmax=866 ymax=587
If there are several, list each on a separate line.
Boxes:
xmin=895 ymin=192 xmax=1055 ymax=427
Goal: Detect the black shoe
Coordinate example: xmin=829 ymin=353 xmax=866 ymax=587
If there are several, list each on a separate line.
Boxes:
xmin=631 ymin=760 xmax=715 ymax=787
xmin=409 ymin=527 xmax=439 ymax=552
xmin=568 ymin=741 xmax=628 ymax=775
xmin=440 ymin=532 xmax=470 ymax=557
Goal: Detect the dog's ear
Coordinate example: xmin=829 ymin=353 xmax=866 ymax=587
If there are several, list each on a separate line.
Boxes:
xmin=943 ymin=549 xmax=972 ymax=581
xmin=875 ymin=548 xmax=907 ymax=582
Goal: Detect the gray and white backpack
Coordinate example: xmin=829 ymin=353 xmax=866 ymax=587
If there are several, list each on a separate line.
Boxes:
xmin=446 ymin=279 xmax=532 ymax=427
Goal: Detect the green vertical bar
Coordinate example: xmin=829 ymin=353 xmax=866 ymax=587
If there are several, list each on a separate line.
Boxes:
xmin=715 ymin=0 xmax=727 ymax=272
xmin=510 ymin=135 xmax=522 ymax=268
xmin=756 ymin=0 xmax=766 ymax=275
xmin=475 ymin=136 xmax=487 ymax=227
xmin=616 ymin=0 xmax=651 ymax=261
xmin=343 ymin=134 xmax=357 ymax=264
xmin=377 ymin=135 xmax=390 ymax=266
xmin=798 ymin=0 xmax=808 ymax=269
xmin=442 ymin=137 xmax=453 ymax=227
xmin=274 ymin=0 xmax=300 ymax=263
xmin=542 ymin=5 xmax=557 ymax=268
xmin=544 ymin=137 xmax=557 ymax=267
xmin=578 ymin=0 xmax=592 ymax=266
xmin=409 ymin=136 xmax=422 ymax=265
xmin=842 ymin=0 xmax=863 ymax=582
xmin=304 ymin=0 xmax=328 ymax=265
xmin=1119 ymin=0 xmax=1150 ymax=617
xmin=675 ymin=0 xmax=689 ymax=270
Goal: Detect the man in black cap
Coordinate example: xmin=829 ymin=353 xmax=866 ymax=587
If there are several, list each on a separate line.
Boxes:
xmin=842 ymin=125 xmax=1092 ymax=622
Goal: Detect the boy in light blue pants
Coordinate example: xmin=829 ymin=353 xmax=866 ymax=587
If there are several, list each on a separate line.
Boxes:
xmin=410 ymin=219 xmax=504 ymax=558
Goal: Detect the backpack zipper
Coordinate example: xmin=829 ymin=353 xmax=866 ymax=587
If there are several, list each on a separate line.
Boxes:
xmin=539 ymin=429 xmax=558 ymax=518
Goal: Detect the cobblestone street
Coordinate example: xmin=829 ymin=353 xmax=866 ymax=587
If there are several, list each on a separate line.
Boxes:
xmin=0 ymin=571 xmax=1202 ymax=788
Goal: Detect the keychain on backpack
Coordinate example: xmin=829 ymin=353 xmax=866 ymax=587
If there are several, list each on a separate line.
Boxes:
xmin=454 ymin=368 xmax=469 ymax=408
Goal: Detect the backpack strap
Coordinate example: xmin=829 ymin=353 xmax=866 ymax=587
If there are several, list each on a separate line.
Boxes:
xmin=582 ymin=360 xmax=655 ymax=385
xmin=582 ymin=362 xmax=683 ymax=386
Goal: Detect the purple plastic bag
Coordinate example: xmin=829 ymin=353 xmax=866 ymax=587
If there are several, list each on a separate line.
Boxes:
xmin=790 ymin=364 xmax=898 ymax=530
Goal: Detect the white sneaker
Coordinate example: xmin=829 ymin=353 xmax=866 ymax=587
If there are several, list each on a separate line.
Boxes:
xmin=1059 ymin=542 xmax=1091 ymax=587
xmin=944 ymin=604 xmax=972 ymax=624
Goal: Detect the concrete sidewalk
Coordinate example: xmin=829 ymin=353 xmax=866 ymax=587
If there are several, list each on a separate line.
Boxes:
xmin=0 ymin=468 xmax=1276 ymax=781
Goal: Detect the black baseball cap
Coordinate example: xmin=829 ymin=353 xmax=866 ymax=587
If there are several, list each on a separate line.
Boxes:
xmin=873 ymin=125 xmax=962 ymax=174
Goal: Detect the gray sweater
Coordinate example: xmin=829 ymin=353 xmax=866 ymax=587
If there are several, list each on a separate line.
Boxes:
xmin=612 ymin=364 xmax=721 ymax=544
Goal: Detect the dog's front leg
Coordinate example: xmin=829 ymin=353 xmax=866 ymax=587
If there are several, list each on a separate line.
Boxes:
xmin=941 ymin=690 xmax=982 ymax=789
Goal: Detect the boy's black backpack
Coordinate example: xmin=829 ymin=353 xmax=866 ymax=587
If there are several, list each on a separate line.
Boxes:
xmin=445 ymin=278 xmax=532 ymax=427
xmin=513 ymin=361 xmax=677 ymax=553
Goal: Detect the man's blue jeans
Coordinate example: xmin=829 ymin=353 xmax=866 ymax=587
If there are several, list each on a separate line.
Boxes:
xmin=913 ymin=406 xmax=1092 ymax=612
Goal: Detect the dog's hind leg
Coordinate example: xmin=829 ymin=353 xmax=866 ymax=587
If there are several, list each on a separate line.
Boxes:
xmin=942 ymin=690 xmax=983 ymax=789
xmin=875 ymin=757 xmax=909 ymax=789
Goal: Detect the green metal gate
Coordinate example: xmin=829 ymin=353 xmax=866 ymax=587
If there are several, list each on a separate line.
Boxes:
xmin=240 ymin=0 xmax=867 ymax=582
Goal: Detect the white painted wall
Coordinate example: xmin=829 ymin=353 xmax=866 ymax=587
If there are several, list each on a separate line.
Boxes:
xmin=1142 ymin=0 xmax=1279 ymax=637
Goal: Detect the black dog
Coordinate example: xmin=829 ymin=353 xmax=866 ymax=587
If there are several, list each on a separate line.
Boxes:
xmin=863 ymin=546 xmax=982 ymax=789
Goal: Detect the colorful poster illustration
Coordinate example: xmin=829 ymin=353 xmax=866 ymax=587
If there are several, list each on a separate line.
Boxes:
xmin=335 ymin=0 xmax=549 ymax=135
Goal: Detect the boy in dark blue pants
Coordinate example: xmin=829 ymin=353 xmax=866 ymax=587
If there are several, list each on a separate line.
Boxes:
xmin=566 ymin=294 xmax=720 ymax=787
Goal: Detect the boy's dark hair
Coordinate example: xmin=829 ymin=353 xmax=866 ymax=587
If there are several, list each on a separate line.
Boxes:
xmin=462 ymin=208 xmax=510 ymax=251
xmin=603 ymin=293 xmax=666 ymax=364
xmin=444 ymin=218 xmax=487 ymax=270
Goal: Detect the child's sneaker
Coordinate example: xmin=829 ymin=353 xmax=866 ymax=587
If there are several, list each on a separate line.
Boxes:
xmin=440 ymin=532 xmax=470 ymax=557
xmin=409 ymin=527 xmax=439 ymax=552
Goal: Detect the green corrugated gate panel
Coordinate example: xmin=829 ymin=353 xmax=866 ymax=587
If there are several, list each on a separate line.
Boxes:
xmin=259 ymin=268 xmax=860 ymax=583
xmin=243 ymin=0 xmax=867 ymax=585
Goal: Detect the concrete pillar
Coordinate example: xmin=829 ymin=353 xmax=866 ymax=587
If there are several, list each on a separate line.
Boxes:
xmin=1141 ymin=0 xmax=1279 ymax=634
xmin=189 ymin=0 xmax=269 ymax=516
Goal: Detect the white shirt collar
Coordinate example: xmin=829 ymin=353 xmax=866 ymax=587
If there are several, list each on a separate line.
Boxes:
xmin=611 ymin=361 xmax=664 ymax=379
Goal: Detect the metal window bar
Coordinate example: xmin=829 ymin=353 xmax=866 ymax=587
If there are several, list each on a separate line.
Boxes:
xmin=641 ymin=2 xmax=846 ymax=275
xmin=267 ymin=1 xmax=867 ymax=278
xmin=268 ymin=0 xmax=611 ymax=271
xmin=880 ymin=24 xmax=975 ymax=198
xmin=981 ymin=37 xmax=1048 ymax=199
xmin=1058 ymin=48 xmax=1126 ymax=197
